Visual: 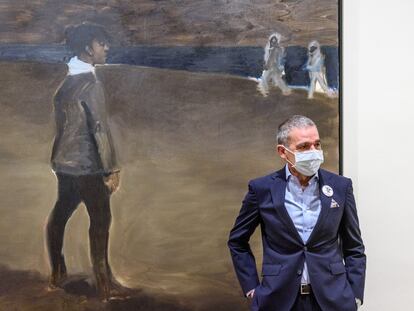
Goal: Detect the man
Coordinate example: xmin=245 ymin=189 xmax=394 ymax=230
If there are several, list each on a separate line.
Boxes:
xmin=228 ymin=115 xmax=366 ymax=311
xmin=47 ymin=22 xmax=122 ymax=300
xmin=258 ymin=33 xmax=291 ymax=97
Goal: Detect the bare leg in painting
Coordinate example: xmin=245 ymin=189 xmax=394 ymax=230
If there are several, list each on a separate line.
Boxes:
xmin=258 ymin=69 xmax=271 ymax=96
xmin=271 ymin=69 xmax=291 ymax=95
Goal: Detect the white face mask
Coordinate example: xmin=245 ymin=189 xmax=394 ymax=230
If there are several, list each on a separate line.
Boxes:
xmin=284 ymin=147 xmax=324 ymax=176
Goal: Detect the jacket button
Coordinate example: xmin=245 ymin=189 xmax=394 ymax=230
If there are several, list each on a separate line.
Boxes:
xmin=297 ymin=269 xmax=302 ymax=275
xmin=304 ymin=246 xmax=308 ymax=251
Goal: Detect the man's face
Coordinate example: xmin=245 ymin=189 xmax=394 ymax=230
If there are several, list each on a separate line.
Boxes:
xmin=277 ymin=125 xmax=321 ymax=167
xmin=89 ymin=39 xmax=109 ymax=65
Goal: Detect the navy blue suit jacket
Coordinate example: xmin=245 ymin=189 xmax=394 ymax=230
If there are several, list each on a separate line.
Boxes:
xmin=228 ymin=168 xmax=366 ymax=311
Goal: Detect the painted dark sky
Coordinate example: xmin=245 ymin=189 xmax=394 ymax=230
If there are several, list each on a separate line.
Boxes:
xmin=0 ymin=0 xmax=338 ymax=46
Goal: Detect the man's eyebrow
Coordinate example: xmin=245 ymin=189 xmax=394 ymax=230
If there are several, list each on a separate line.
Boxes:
xmin=296 ymin=142 xmax=309 ymax=148
xmin=296 ymin=140 xmax=321 ymax=148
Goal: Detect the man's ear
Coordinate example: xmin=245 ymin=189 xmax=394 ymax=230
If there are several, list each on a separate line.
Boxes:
xmin=85 ymin=45 xmax=93 ymax=56
xmin=277 ymin=144 xmax=287 ymax=160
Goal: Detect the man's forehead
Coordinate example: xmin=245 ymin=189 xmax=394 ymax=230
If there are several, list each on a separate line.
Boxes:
xmin=288 ymin=126 xmax=320 ymax=144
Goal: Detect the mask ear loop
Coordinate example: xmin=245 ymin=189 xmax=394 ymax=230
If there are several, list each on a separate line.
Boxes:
xmin=282 ymin=146 xmax=296 ymax=167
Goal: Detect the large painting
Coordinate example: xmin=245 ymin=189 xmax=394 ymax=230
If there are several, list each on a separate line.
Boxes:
xmin=0 ymin=1 xmax=339 ymax=310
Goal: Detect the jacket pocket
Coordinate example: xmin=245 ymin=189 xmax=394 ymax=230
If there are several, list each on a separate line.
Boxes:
xmin=261 ymin=264 xmax=282 ymax=276
xmin=329 ymin=261 xmax=346 ymax=275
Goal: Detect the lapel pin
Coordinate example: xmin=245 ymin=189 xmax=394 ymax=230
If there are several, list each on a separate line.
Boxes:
xmin=322 ymin=185 xmax=333 ymax=197
xmin=330 ymin=199 xmax=339 ymax=208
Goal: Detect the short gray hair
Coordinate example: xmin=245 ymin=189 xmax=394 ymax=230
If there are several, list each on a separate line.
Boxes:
xmin=277 ymin=115 xmax=316 ymax=146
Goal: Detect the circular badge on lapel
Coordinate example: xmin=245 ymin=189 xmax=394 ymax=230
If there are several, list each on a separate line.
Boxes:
xmin=322 ymin=185 xmax=333 ymax=197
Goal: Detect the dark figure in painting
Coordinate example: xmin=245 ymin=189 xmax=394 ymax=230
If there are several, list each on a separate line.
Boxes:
xmin=47 ymin=22 xmax=124 ymax=300
xmin=257 ymin=33 xmax=291 ymax=97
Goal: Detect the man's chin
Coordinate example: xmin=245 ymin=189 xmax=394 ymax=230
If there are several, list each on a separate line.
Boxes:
xmin=287 ymin=165 xmax=303 ymax=178
xmin=94 ymin=58 xmax=107 ymax=65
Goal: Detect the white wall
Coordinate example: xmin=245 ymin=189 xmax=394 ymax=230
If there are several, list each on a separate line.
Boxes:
xmin=343 ymin=1 xmax=414 ymax=310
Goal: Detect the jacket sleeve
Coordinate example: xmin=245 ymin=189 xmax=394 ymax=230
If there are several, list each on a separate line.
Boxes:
xmin=228 ymin=181 xmax=260 ymax=295
xmin=50 ymin=98 xmax=65 ymax=164
xmin=81 ymin=82 xmax=119 ymax=174
xmin=339 ymin=179 xmax=366 ymax=303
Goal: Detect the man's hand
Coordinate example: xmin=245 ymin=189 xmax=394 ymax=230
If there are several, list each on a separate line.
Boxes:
xmin=104 ymin=172 xmax=120 ymax=194
xmin=246 ymin=289 xmax=255 ymax=299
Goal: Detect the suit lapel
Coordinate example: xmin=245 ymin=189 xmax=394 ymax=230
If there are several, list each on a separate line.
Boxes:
xmin=269 ymin=168 xmax=303 ymax=244
xmin=306 ymin=169 xmax=332 ymax=245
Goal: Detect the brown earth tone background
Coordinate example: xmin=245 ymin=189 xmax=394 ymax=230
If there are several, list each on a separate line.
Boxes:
xmin=0 ymin=62 xmax=339 ymax=310
xmin=0 ymin=1 xmax=338 ymax=310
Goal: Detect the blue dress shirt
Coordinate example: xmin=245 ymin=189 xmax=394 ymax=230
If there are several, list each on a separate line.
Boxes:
xmin=284 ymin=165 xmax=321 ymax=285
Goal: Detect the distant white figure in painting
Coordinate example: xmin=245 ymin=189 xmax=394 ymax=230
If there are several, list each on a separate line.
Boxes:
xmin=306 ymin=40 xmax=336 ymax=99
xmin=257 ymin=33 xmax=291 ymax=97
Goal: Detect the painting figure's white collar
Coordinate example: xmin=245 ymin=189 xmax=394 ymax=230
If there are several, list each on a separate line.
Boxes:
xmin=67 ymin=56 xmax=95 ymax=76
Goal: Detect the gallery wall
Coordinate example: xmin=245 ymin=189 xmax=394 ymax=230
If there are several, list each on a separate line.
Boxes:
xmin=343 ymin=1 xmax=414 ymax=310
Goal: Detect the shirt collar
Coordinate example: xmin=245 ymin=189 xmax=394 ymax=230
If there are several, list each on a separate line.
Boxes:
xmin=285 ymin=164 xmax=319 ymax=184
xmin=67 ymin=56 xmax=95 ymax=76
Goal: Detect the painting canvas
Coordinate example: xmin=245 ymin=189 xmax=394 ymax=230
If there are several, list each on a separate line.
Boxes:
xmin=0 ymin=0 xmax=340 ymax=310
